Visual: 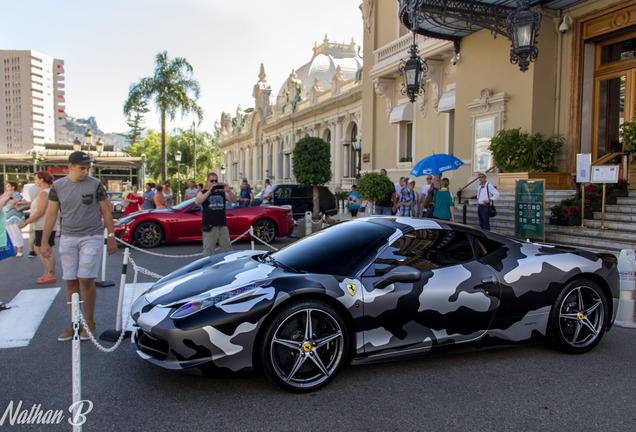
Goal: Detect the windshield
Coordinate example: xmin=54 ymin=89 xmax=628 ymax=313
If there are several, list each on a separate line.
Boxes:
xmin=272 ymin=220 xmax=394 ymax=276
xmin=172 ymin=198 xmax=196 ymax=210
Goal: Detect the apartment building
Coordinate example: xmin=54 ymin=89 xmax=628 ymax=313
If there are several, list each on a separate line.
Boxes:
xmin=0 ymin=50 xmax=65 ymax=153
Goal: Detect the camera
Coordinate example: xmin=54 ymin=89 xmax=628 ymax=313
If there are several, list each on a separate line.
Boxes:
xmin=559 ymin=15 xmax=572 ymax=34
xmin=212 ymin=183 xmax=225 ymax=191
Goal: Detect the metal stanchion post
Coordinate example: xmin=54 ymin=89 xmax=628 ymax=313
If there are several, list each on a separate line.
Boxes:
xmin=100 ymin=248 xmax=131 ymax=342
xmin=305 ymin=211 xmax=312 ymax=236
xmin=616 ymin=249 xmax=636 ymax=328
xmin=95 ymin=228 xmax=115 ymax=287
xmin=250 ymin=226 xmax=255 ymax=250
xmin=71 ymin=292 xmax=82 ymax=432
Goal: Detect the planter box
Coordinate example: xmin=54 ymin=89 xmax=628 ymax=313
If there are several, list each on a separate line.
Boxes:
xmin=297 ymin=218 xmax=322 ymax=237
xmin=497 ymin=172 xmax=572 ymax=190
xmin=611 ymin=190 xmax=628 ymax=197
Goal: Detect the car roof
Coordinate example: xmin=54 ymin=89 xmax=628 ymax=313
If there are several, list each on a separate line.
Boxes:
xmin=354 ymin=216 xmax=510 ymax=243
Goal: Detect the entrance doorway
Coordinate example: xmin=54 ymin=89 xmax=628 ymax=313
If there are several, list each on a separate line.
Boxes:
xmin=593 ymin=33 xmax=636 ymax=161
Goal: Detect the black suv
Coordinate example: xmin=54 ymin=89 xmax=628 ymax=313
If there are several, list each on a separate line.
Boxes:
xmin=256 ymin=183 xmax=337 ymax=219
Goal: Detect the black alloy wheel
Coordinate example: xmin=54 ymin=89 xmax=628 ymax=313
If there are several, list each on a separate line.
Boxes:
xmin=133 ymin=221 xmax=164 ymax=248
xmin=259 ymin=300 xmax=349 ymax=392
xmin=548 ymin=279 xmax=608 ymax=354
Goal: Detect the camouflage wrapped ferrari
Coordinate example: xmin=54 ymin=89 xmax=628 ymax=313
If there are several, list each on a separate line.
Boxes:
xmin=131 ymin=217 xmax=619 ymax=392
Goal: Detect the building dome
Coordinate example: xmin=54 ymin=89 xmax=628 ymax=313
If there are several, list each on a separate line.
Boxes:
xmin=277 ymin=36 xmax=362 ymax=101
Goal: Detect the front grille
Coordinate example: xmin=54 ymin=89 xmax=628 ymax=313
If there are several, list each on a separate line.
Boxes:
xmin=135 ymin=329 xmax=169 ymax=360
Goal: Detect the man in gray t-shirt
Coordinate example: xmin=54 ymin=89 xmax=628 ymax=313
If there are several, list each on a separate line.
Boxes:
xmin=40 ymin=151 xmax=117 ymax=342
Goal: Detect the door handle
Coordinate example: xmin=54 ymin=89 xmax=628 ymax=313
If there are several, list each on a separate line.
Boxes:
xmin=481 ymin=276 xmax=497 ymax=284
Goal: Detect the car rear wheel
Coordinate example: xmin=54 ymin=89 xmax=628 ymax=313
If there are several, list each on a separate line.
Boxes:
xmin=133 ymin=222 xmax=164 ymax=248
xmin=548 ymin=279 xmax=608 ymax=354
xmin=252 ymin=219 xmax=277 ymax=244
xmin=259 ymin=300 xmax=349 ymax=392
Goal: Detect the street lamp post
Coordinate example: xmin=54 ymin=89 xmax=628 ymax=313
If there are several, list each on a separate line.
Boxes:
xmin=175 ymin=150 xmax=182 ymax=204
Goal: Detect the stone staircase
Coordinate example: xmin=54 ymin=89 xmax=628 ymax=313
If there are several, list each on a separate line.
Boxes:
xmin=459 ymin=189 xmax=636 ymax=254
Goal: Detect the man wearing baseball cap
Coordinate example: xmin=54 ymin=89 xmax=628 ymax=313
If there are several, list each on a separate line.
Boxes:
xmin=40 ymin=151 xmax=117 ymax=341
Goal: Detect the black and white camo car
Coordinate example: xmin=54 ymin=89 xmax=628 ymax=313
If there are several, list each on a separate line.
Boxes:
xmin=131 ymin=217 xmax=619 ymax=392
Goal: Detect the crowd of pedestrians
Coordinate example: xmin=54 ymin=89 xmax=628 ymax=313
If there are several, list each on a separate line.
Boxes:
xmin=366 ymin=168 xmax=499 ymax=227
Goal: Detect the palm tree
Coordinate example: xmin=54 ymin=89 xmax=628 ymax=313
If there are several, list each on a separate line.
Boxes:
xmin=124 ymin=51 xmax=203 ymax=183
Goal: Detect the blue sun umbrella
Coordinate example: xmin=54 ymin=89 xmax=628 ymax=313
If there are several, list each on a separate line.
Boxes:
xmin=410 ymin=153 xmax=464 ymax=177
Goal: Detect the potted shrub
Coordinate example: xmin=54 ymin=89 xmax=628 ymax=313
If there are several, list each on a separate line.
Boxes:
xmin=356 ymin=172 xmax=395 ymax=214
xmin=489 ymin=128 xmax=568 ymax=189
xmin=549 ymin=203 xmax=565 ymax=225
xmin=606 ymin=178 xmax=629 ymax=198
xmin=619 ymin=119 xmax=636 ymax=164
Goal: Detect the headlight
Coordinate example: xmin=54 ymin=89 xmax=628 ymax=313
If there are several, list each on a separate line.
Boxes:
xmin=170 ymin=283 xmax=264 ymax=320
xmin=114 ymin=204 xmax=122 ymax=211
xmin=115 ymin=218 xmax=135 ymax=226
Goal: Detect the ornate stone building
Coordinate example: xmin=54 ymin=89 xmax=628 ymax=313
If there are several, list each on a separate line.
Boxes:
xmin=215 ymin=37 xmax=363 ymax=193
xmin=361 ymin=0 xmax=636 ymax=193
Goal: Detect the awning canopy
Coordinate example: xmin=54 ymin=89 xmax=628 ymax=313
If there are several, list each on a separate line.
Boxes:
xmin=437 ymin=89 xmax=456 ymax=112
xmin=390 ymin=102 xmax=415 ymax=123
xmin=398 ymin=0 xmax=586 ymax=42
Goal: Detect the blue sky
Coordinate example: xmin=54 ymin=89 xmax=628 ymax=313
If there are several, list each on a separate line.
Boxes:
xmin=1 ymin=0 xmax=363 ymax=134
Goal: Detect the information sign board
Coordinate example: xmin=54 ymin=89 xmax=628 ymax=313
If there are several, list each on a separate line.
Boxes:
xmin=591 ymin=165 xmax=619 ymax=183
xmin=514 ymin=179 xmax=545 ymax=241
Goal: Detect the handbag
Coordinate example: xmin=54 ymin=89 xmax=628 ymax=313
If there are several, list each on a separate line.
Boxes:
xmin=486 ymin=182 xmax=496 ymax=217
xmin=488 ymin=202 xmax=497 ymax=217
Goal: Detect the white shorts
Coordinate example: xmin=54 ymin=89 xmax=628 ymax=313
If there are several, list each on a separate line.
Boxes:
xmin=59 ymin=234 xmax=103 ymax=280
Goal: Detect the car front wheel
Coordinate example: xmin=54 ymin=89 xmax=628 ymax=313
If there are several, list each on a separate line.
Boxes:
xmin=133 ymin=222 xmax=164 ymax=248
xmin=259 ymin=300 xmax=349 ymax=392
xmin=548 ymin=279 xmax=608 ymax=354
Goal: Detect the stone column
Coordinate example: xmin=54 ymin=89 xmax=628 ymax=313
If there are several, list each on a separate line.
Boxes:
xmin=273 ymin=139 xmax=280 ymax=182
xmin=334 ymin=118 xmax=343 ymax=187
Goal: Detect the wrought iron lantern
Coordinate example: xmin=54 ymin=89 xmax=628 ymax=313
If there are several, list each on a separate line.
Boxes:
xmin=72 ymin=138 xmax=82 ymax=152
xmin=506 ymin=0 xmax=541 ymax=72
xmin=95 ymin=138 xmax=104 ymax=154
xmin=399 ymin=33 xmax=428 ymax=103
xmin=84 ymin=130 xmax=93 ymax=147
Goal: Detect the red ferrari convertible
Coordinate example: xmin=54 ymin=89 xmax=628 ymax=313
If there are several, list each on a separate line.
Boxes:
xmin=113 ymin=198 xmax=294 ymax=248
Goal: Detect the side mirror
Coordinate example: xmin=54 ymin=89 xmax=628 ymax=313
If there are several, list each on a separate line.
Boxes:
xmin=373 ymin=265 xmax=421 ymax=289
xmin=186 ymin=205 xmax=201 ymax=213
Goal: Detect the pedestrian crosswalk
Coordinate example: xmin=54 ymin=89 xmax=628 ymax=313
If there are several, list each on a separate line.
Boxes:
xmin=0 ymin=283 xmax=152 ymax=349
xmin=0 ymin=287 xmax=60 ymax=349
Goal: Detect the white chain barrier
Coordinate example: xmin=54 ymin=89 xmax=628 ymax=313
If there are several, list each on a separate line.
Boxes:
xmin=69 ymin=224 xmax=284 ymax=427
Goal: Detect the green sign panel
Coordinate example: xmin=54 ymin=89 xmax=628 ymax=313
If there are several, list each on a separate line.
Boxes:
xmin=514 ymin=179 xmax=545 ymax=241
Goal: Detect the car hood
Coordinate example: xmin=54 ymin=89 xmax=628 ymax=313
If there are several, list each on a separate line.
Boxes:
xmin=143 ymin=250 xmax=279 ymax=307
xmin=115 ymin=208 xmax=174 ymax=223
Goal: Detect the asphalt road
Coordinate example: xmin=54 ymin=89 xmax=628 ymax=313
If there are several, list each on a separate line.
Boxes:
xmin=1 ymin=235 xmax=636 ymax=431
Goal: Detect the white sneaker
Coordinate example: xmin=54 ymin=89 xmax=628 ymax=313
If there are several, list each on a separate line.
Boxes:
xmin=16 ymin=252 xmax=23 ymax=257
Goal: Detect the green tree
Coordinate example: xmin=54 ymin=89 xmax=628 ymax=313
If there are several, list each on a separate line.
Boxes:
xmin=127 ymin=129 xmax=223 ymax=187
xmin=292 ymin=136 xmax=332 ymax=216
xmin=127 ymin=130 xmax=162 ymax=180
xmin=124 ymin=51 xmax=203 ymax=183
xmin=169 ymin=128 xmax=223 ymax=185
xmin=120 ymin=94 xmax=149 ymax=145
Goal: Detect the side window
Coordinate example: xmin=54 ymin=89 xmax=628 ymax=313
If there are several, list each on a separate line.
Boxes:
xmin=292 ymin=187 xmax=306 ymax=198
xmin=372 ymin=229 xmax=475 ymax=276
xmin=276 ymin=187 xmax=291 ymax=198
xmin=469 ymin=234 xmax=505 ymax=260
